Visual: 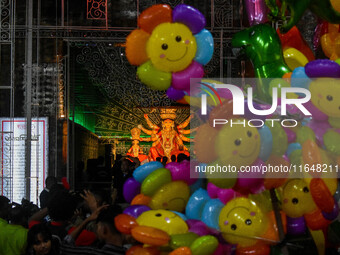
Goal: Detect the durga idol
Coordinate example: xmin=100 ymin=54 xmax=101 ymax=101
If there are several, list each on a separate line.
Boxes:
xmin=138 ymin=109 xmax=192 ymax=162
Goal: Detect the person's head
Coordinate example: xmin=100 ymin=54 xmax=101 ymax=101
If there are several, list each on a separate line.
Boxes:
xmin=162 ymin=119 xmax=175 ymax=130
xmin=27 ymin=224 xmax=52 ymax=255
xmin=9 ymin=204 xmax=28 ymax=227
xmin=171 ymin=155 xmax=177 ymax=162
xmin=121 ymin=158 xmax=135 ymax=175
xmin=0 ymin=195 xmax=10 ymax=220
xmin=96 ymin=205 xmax=122 ymax=244
xmin=47 ymin=189 xmax=76 ymax=222
xmin=132 ymin=140 xmax=139 ymax=146
xmin=177 ymin=153 xmax=187 ymax=163
xmin=161 ymin=156 xmax=168 ymax=165
xmin=45 ymin=176 xmax=57 ymax=190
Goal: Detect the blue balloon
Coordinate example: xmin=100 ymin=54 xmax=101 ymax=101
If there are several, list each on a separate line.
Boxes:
xmin=258 ymin=125 xmax=272 ymax=161
xmin=291 ymin=67 xmax=311 ymax=90
xmin=133 ymin=161 xmax=164 ymax=183
xmin=194 ymin=29 xmax=214 ymax=65
xmin=286 ymin=143 xmax=302 ymax=157
xmin=171 ymin=211 xmax=188 ymax=221
xmin=201 ymin=199 xmax=224 ymax=230
xmin=185 ymin=188 xmax=210 ymax=220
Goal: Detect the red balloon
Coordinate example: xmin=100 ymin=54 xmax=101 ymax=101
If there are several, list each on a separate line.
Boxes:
xmin=236 ymin=243 xmax=270 ymax=255
xmin=193 ymin=123 xmax=218 ymax=163
xmin=208 ymin=100 xmax=234 ymax=129
xmin=277 ymin=26 xmax=315 ymax=61
xmin=169 ymin=247 xmax=192 ymax=255
xmin=304 ymin=209 xmax=330 ymax=230
xmin=114 ymin=214 xmax=138 ymax=235
xmin=131 ymin=226 xmax=170 ymax=246
xmin=138 ymin=4 xmax=172 ymax=34
xmin=310 ymin=178 xmax=334 ymax=213
xmin=126 ymin=245 xmax=160 ymax=255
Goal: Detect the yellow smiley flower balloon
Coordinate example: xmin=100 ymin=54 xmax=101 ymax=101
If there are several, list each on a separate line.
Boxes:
xmin=126 ymin=4 xmax=214 ymax=100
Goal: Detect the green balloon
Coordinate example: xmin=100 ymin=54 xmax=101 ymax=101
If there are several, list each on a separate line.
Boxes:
xmin=232 ymin=24 xmax=291 ymax=102
xmin=324 ymin=130 xmax=340 ymax=155
xmin=289 ymin=149 xmax=302 ymax=167
xmin=268 ymin=78 xmax=291 ymax=98
xmin=141 ymin=168 xmax=172 ymax=196
xmin=170 ymin=232 xmax=199 ymax=250
xmin=329 ymin=117 xmax=340 ymax=128
xmin=296 ymin=126 xmax=315 ymax=145
xmin=205 ymin=161 xmax=237 ymax=188
xmin=190 ymin=235 xmax=219 ymax=255
xmin=335 ymin=59 xmax=340 ymax=66
xmin=137 ymin=61 xmax=171 ymax=90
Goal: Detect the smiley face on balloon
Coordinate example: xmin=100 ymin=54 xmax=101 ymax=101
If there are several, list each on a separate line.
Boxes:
xmin=125 ymin=4 xmax=214 ymax=98
xmin=147 ymin=23 xmax=197 ymax=73
xmin=281 ymin=179 xmax=316 ymax=218
xmin=309 ymin=78 xmax=340 ymax=118
xmin=218 ymin=197 xmax=267 ymax=247
xmin=216 ymin=119 xmax=260 ymax=168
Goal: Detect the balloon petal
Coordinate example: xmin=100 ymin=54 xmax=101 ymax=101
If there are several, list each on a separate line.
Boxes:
xmin=186 ymin=188 xmax=210 ymax=220
xmin=131 ymin=194 xmax=152 ymax=206
xmin=283 ymin=48 xmax=309 ymax=69
xmin=138 ymin=4 xmax=172 ymax=34
xmin=123 ymin=177 xmax=141 ymax=203
xmin=258 ymin=125 xmax=273 ymax=161
xmin=172 ymin=4 xmax=206 ymax=34
xmin=305 ymin=59 xmax=340 ymax=78
xmin=194 ymin=29 xmax=214 ymax=65
xmin=123 ymin=205 xmax=151 ymax=218
xmin=131 ymin=225 xmax=170 ymax=246
xmin=201 ymin=199 xmax=224 ymax=229
xmin=133 ymin=161 xmax=164 ymax=183
xmin=166 ymin=87 xmax=185 ymax=101
xmin=137 ymin=61 xmax=172 ymax=90
xmin=114 ymin=214 xmax=138 ymax=235
xmin=126 ymin=29 xmax=150 ymax=66
xmin=172 ymin=61 xmax=204 ymax=90
xmin=141 ymin=168 xmax=172 ymax=197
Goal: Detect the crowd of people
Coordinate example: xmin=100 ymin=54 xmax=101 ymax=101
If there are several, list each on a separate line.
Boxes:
xmin=0 ymin=153 xmax=190 ymax=255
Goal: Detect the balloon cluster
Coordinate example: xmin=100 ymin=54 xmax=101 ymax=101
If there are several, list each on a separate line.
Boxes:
xmin=125 ymin=4 xmax=214 ymax=101
xmin=118 ymin=2 xmax=340 ymax=254
xmin=116 ymin=161 xmax=221 ymax=255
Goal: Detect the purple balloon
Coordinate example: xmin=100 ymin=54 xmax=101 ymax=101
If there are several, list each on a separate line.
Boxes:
xmin=304 ymin=101 xmax=328 ymax=121
xmin=188 ymin=220 xmax=212 ymax=236
xmin=244 ymin=0 xmax=269 ymax=26
xmin=305 ymin=59 xmax=340 ymax=78
xmin=283 ymin=127 xmax=296 ymax=143
xmin=322 ymin=201 xmax=339 ymax=220
xmin=172 ymin=61 xmax=204 ymax=90
xmin=172 ymin=4 xmax=206 ymax=34
xmin=287 ymin=216 xmax=306 ymax=235
xmin=123 ymin=205 xmax=150 ymax=219
xmin=166 ymin=87 xmax=185 ymax=101
xmin=217 ymin=189 xmax=241 ymax=204
xmin=166 ymin=160 xmax=195 ymax=185
xmin=207 ymin=182 xmax=219 ymax=198
xmin=123 ymin=177 xmax=141 ymax=203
